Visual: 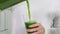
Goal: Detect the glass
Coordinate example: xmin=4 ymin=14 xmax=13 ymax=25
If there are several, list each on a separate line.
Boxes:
xmin=25 ymin=21 xmax=36 ymax=34
xmin=22 ymin=15 xmax=37 ymax=34
xmin=25 ymin=21 xmax=36 ymax=29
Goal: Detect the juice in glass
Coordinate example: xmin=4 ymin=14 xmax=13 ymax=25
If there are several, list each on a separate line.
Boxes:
xmin=25 ymin=21 xmax=36 ymax=34
xmin=25 ymin=0 xmax=36 ymax=34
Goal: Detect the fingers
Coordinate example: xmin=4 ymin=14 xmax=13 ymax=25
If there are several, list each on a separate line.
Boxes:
xmin=29 ymin=23 xmax=41 ymax=28
xmin=32 ymin=30 xmax=44 ymax=34
xmin=27 ymin=26 xmax=44 ymax=34
xmin=26 ymin=23 xmax=45 ymax=34
xmin=27 ymin=26 xmax=40 ymax=33
xmin=27 ymin=23 xmax=44 ymax=32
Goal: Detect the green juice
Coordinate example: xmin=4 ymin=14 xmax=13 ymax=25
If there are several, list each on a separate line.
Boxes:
xmin=25 ymin=0 xmax=37 ymax=34
xmin=25 ymin=21 xmax=36 ymax=34
xmin=25 ymin=21 xmax=36 ymax=29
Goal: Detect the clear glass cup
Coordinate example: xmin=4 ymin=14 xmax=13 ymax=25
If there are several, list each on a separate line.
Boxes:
xmin=25 ymin=21 xmax=37 ymax=34
xmin=22 ymin=15 xmax=37 ymax=34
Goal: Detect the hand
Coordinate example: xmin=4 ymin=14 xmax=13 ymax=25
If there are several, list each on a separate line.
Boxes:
xmin=27 ymin=23 xmax=45 ymax=34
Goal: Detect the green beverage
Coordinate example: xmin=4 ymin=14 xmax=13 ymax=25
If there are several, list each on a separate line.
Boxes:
xmin=25 ymin=21 xmax=36 ymax=34
xmin=25 ymin=21 xmax=36 ymax=29
xmin=25 ymin=0 xmax=31 ymax=21
xmin=25 ymin=0 xmax=36 ymax=34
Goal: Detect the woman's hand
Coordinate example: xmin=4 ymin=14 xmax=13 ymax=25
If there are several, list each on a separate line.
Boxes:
xmin=27 ymin=23 xmax=45 ymax=34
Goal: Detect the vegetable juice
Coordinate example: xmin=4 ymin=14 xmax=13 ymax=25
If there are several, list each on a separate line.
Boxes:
xmin=25 ymin=0 xmax=37 ymax=34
